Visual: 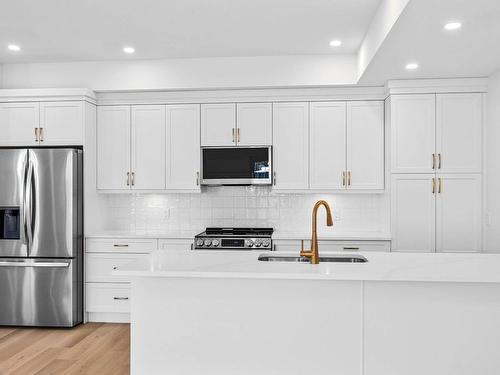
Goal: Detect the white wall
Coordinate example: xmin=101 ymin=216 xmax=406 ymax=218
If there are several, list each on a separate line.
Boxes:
xmin=357 ymin=0 xmax=410 ymax=79
xmin=0 ymin=55 xmax=357 ymax=90
xmin=485 ymin=70 xmax=500 ymax=252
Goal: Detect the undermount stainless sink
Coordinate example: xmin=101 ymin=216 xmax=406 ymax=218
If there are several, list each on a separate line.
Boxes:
xmin=258 ymin=254 xmax=368 ymax=263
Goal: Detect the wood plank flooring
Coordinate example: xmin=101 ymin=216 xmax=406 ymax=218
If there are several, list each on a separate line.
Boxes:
xmin=0 ymin=323 xmax=129 ymax=375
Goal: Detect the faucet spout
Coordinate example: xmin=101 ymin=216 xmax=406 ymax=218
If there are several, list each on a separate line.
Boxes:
xmin=300 ymin=200 xmax=334 ymax=264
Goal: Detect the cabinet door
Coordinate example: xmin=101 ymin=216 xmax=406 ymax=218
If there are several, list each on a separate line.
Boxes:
xmin=436 ymin=174 xmax=482 ymax=252
xmin=391 ymin=94 xmax=436 ymax=173
xmin=166 ymin=104 xmax=201 ymax=191
xmin=131 ymin=105 xmax=166 ymax=190
xmin=97 ymin=106 xmax=131 ymax=190
xmin=39 ymin=101 xmax=84 ymax=145
xmin=391 ymin=174 xmax=436 ymax=252
xmin=309 ymin=102 xmax=346 ymax=190
xmin=201 ymin=103 xmax=236 ymax=146
xmin=236 ymin=103 xmax=272 ymax=146
xmin=347 ymin=101 xmax=384 ymax=190
xmin=273 ymin=102 xmax=309 ymax=190
xmin=0 ymin=102 xmax=39 ymax=146
xmin=436 ymin=93 xmax=482 ymax=173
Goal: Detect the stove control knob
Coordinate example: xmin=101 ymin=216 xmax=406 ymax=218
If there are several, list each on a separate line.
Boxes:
xmin=245 ymin=239 xmax=254 ymax=247
xmin=195 ymin=239 xmax=205 ymax=247
xmin=255 ymin=239 xmax=262 ymax=247
xmin=204 ymin=239 xmax=212 ymax=247
xmin=262 ymin=239 xmax=271 ymax=248
xmin=212 ymin=239 xmax=220 ymax=247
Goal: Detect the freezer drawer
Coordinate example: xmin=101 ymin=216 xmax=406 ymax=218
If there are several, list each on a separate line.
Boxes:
xmin=0 ymin=258 xmax=82 ymax=327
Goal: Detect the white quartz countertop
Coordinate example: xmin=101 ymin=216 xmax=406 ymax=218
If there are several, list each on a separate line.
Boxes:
xmin=86 ymin=230 xmax=196 ymax=239
xmin=86 ymin=230 xmax=390 ymax=241
xmin=113 ymin=250 xmax=500 ymax=283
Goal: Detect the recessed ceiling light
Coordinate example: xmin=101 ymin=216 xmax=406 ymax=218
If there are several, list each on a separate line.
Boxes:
xmin=7 ymin=44 xmax=21 ymax=52
xmin=329 ymin=40 xmax=342 ymax=47
xmin=123 ymin=46 xmax=135 ymax=54
xmin=444 ymin=22 xmax=462 ymax=30
xmin=405 ymin=63 xmax=419 ymax=70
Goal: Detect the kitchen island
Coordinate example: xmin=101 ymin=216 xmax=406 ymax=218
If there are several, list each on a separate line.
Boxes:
xmin=116 ymin=250 xmax=500 ymax=375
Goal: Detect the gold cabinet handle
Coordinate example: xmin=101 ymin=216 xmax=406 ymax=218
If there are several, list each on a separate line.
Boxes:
xmin=237 ymin=128 xmax=240 ymax=143
xmin=126 ymin=172 xmax=130 ymax=186
xmin=196 ymin=171 xmax=200 ymax=186
xmin=438 ymin=178 xmax=442 ymax=193
xmin=432 ymin=178 xmax=435 ymax=194
xmin=432 ymin=154 xmax=436 ymax=169
xmin=342 ymin=172 xmax=346 ymax=186
xmin=34 ymin=128 xmax=39 ymax=142
xmin=273 ymin=171 xmax=276 ymax=186
xmin=347 ymin=171 xmax=351 ymax=186
xmin=131 ymin=172 xmax=135 ymax=186
xmin=232 ymin=128 xmax=235 ymax=142
xmin=438 ymin=154 xmax=441 ymax=169
xmin=39 ymin=127 xmax=44 ymax=142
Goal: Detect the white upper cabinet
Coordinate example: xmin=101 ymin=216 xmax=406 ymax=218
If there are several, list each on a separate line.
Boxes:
xmin=201 ymin=103 xmax=236 ymax=146
xmin=97 ymin=106 xmax=131 ymax=190
xmin=39 ymin=101 xmax=84 ymax=145
xmin=347 ymin=101 xmax=384 ymax=190
xmin=236 ymin=103 xmax=272 ymax=146
xmin=436 ymin=174 xmax=482 ymax=252
xmin=309 ymin=102 xmax=346 ymax=190
xmin=391 ymin=94 xmax=436 ymax=173
xmin=391 ymin=174 xmax=436 ymax=252
xmin=166 ymin=104 xmax=201 ymax=191
xmin=131 ymin=105 xmax=166 ymax=190
xmin=273 ymin=102 xmax=309 ymax=190
xmin=0 ymin=102 xmax=40 ymax=146
xmin=436 ymin=93 xmax=482 ymax=173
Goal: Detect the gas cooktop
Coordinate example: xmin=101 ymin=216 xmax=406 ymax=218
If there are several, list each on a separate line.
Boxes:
xmin=194 ymin=227 xmax=273 ymax=250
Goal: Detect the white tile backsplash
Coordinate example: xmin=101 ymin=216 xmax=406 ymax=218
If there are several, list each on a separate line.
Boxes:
xmin=101 ymin=186 xmax=390 ymax=235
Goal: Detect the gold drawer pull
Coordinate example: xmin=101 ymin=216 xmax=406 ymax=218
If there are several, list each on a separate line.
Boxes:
xmin=113 ymin=297 xmax=129 ymax=301
xmin=113 ymin=244 xmax=129 ymax=248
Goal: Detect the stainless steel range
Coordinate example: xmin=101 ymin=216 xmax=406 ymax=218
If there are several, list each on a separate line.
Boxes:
xmin=194 ymin=228 xmax=273 ymax=250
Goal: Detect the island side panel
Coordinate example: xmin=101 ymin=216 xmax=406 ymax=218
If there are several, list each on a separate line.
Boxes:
xmin=131 ymin=277 xmax=364 ymax=375
xmin=363 ymin=281 xmax=500 ymax=375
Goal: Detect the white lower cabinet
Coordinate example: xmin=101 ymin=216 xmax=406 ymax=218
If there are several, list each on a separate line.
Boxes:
xmin=391 ymin=174 xmax=482 ymax=252
xmin=391 ymin=174 xmax=436 ymax=252
xmin=85 ymin=237 xmax=157 ymax=323
xmin=436 ymin=174 xmax=482 ymax=252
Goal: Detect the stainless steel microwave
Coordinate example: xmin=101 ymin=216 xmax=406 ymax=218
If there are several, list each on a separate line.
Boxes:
xmin=201 ymin=147 xmax=272 ymax=185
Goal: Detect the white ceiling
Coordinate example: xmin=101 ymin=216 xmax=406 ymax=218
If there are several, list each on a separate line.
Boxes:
xmin=0 ymin=0 xmax=381 ymax=63
xmin=358 ymin=0 xmax=500 ymax=84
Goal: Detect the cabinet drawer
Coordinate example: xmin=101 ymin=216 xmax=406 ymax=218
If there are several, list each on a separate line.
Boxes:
xmin=318 ymin=241 xmax=390 ymax=252
xmin=158 ymin=238 xmax=193 ymax=251
xmin=86 ymin=253 xmax=149 ymax=283
xmin=86 ymin=238 xmax=157 ymax=253
xmin=86 ymin=283 xmax=130 ymax=313
xmin=273 ymin=239 xmax=390 ymax=252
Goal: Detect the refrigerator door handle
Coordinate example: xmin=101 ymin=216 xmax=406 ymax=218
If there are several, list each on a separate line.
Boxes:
xmin=0 ymin=261 xmax=70 ymax=268
xmin=22 ymin=154 xmax=30 ymax=246
xmin=25 ymin=161 xmax=34 ymax=248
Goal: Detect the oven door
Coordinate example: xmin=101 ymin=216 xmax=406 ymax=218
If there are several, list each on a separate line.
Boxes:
xmin=201 ymin=147 xmax=272 ymax=185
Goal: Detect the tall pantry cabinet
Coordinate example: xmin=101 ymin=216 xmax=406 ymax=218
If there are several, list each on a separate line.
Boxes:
xmin=390 ymin=93 xmax=483 ymax=252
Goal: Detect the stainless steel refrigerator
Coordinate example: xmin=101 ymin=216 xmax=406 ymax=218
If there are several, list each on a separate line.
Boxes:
xmin=0 ymin=148 xmax=83 ymax=327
